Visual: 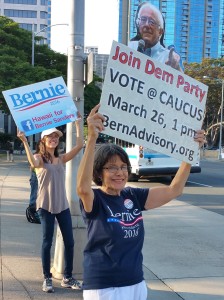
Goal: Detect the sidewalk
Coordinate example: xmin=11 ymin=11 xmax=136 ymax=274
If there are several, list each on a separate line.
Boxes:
xmin=0 ymin=154 xmax=224 ymax=300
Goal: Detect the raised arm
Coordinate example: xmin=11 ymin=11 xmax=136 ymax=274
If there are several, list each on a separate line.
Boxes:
xmin=61 ymin=119 xmax=83 ymax=163
xmin=145 ymin=129 xmax=205 ymax=210
xmin=17 ymin=130 xmax=42 ymax=168
xmin=76 ymin=104 xmax=105 ymax=212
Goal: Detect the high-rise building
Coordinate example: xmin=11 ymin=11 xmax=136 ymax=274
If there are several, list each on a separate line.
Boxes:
xmin=84 ymin=46 xmax=99 ymax=54
xmin=118 ymin=0 xmax=224 ymax=63
xmin=84 ymin=46 xmax=109 ymax=89
xmin=0 ymin=0 xmax=51 ymax=46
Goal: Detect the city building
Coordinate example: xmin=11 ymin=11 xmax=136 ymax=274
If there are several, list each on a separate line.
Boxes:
xmin=84 ymin=46 xmax=98 ymax=54
xmin=93 ymin=54 xmax=109 ymax=81
xmin=118 ymin=0 xmax=224 ymax=63
xmin=84 ymin=46 xmax=109 ymax=89
xmin=0 ymin=0 xmax=51 ymax=46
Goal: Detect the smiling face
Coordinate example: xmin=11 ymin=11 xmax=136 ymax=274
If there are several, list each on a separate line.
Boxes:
xmin=44 ymin=132 xmax=60 ymax=150
xmin=138 ymin=4 xmax=163 ymax=48
xmin=101 ymin=155 xmax=129 ymax=195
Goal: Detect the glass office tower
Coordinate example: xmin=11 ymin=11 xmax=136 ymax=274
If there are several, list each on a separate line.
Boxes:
xmin=118 ymin=0 xmax=224 ymax=63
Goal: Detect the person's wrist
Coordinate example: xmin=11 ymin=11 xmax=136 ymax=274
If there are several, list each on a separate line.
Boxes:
xmin=88 ymin=134 xmax=97 ymax=142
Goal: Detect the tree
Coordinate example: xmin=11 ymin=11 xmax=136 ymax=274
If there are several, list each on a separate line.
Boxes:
xmin=0 ymin=16 xmax=67 ymax=113
xmin=84 ymin=73 xmax=103 ymax=114
xmin=0 ymin=15 xmax=104 ymax=140
xmin=184 ymin=58 xmax=224 ymax=147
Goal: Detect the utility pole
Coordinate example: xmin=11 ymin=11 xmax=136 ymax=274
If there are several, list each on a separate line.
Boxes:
xmin=51 ymin=0 xmax=86 ymax=280
xmin=121 ymin=0 xmax=130 ymax=45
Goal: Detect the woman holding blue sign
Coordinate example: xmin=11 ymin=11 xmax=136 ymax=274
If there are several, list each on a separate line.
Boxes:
xmin=76 ymin=104 xmax=205 ymax=300
xmin=17 ymin=118 xmax=83 ymax=293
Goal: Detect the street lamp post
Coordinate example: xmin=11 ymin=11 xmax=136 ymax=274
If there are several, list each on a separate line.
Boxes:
xmin=31 ymin=23 xmax=68 ymax=66
xmin=218 ymin=80 xmax=224 ymax=160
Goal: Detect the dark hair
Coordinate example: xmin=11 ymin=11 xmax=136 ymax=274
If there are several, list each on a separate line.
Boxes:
xmin=93 ymin=144 xmax=131 ymax=186
xmin=131 ymin=1 xmax=166 ymax=47
xmin=34 ymin=140 xmax=41 ymax=155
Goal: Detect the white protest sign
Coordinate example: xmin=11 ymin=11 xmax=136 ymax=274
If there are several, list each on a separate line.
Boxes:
xmin=99 ymin=41 xmax=208 ymax=164
xmin=2 ymin=77 xmax=78 ymax=136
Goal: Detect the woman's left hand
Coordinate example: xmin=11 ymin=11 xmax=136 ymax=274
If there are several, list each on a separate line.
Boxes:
xmin=194 ymin=130 xmax=206 ymax=148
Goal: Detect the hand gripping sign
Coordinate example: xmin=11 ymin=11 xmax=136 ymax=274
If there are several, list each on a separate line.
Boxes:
xmin=99 ymin=41 xmax=208 ymax=164
xmin=2 ymin=77 xmax=78 ymax=136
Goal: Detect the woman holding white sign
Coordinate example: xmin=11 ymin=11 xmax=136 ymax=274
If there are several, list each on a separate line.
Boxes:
xmin=17 ymin=119 xmax=83 ymax=293
xmin=77 ymin=104 xmax=205 ymax=300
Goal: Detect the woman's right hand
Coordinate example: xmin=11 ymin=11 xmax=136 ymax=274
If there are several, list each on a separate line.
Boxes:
xmin=17 ymin=129 xmax=41 ymax=168
xmin=17 ymin=129 xmax=28 ymax=143
xmin=87 ymin=104 xmax=105 ymax=139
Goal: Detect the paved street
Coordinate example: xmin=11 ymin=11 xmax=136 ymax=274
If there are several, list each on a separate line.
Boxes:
xmin=0 ymin=154 xmax=224 ymax=299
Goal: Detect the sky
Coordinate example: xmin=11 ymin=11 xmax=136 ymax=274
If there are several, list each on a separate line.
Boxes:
xmin=51 ymin=0 xmax=119 ymax=55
